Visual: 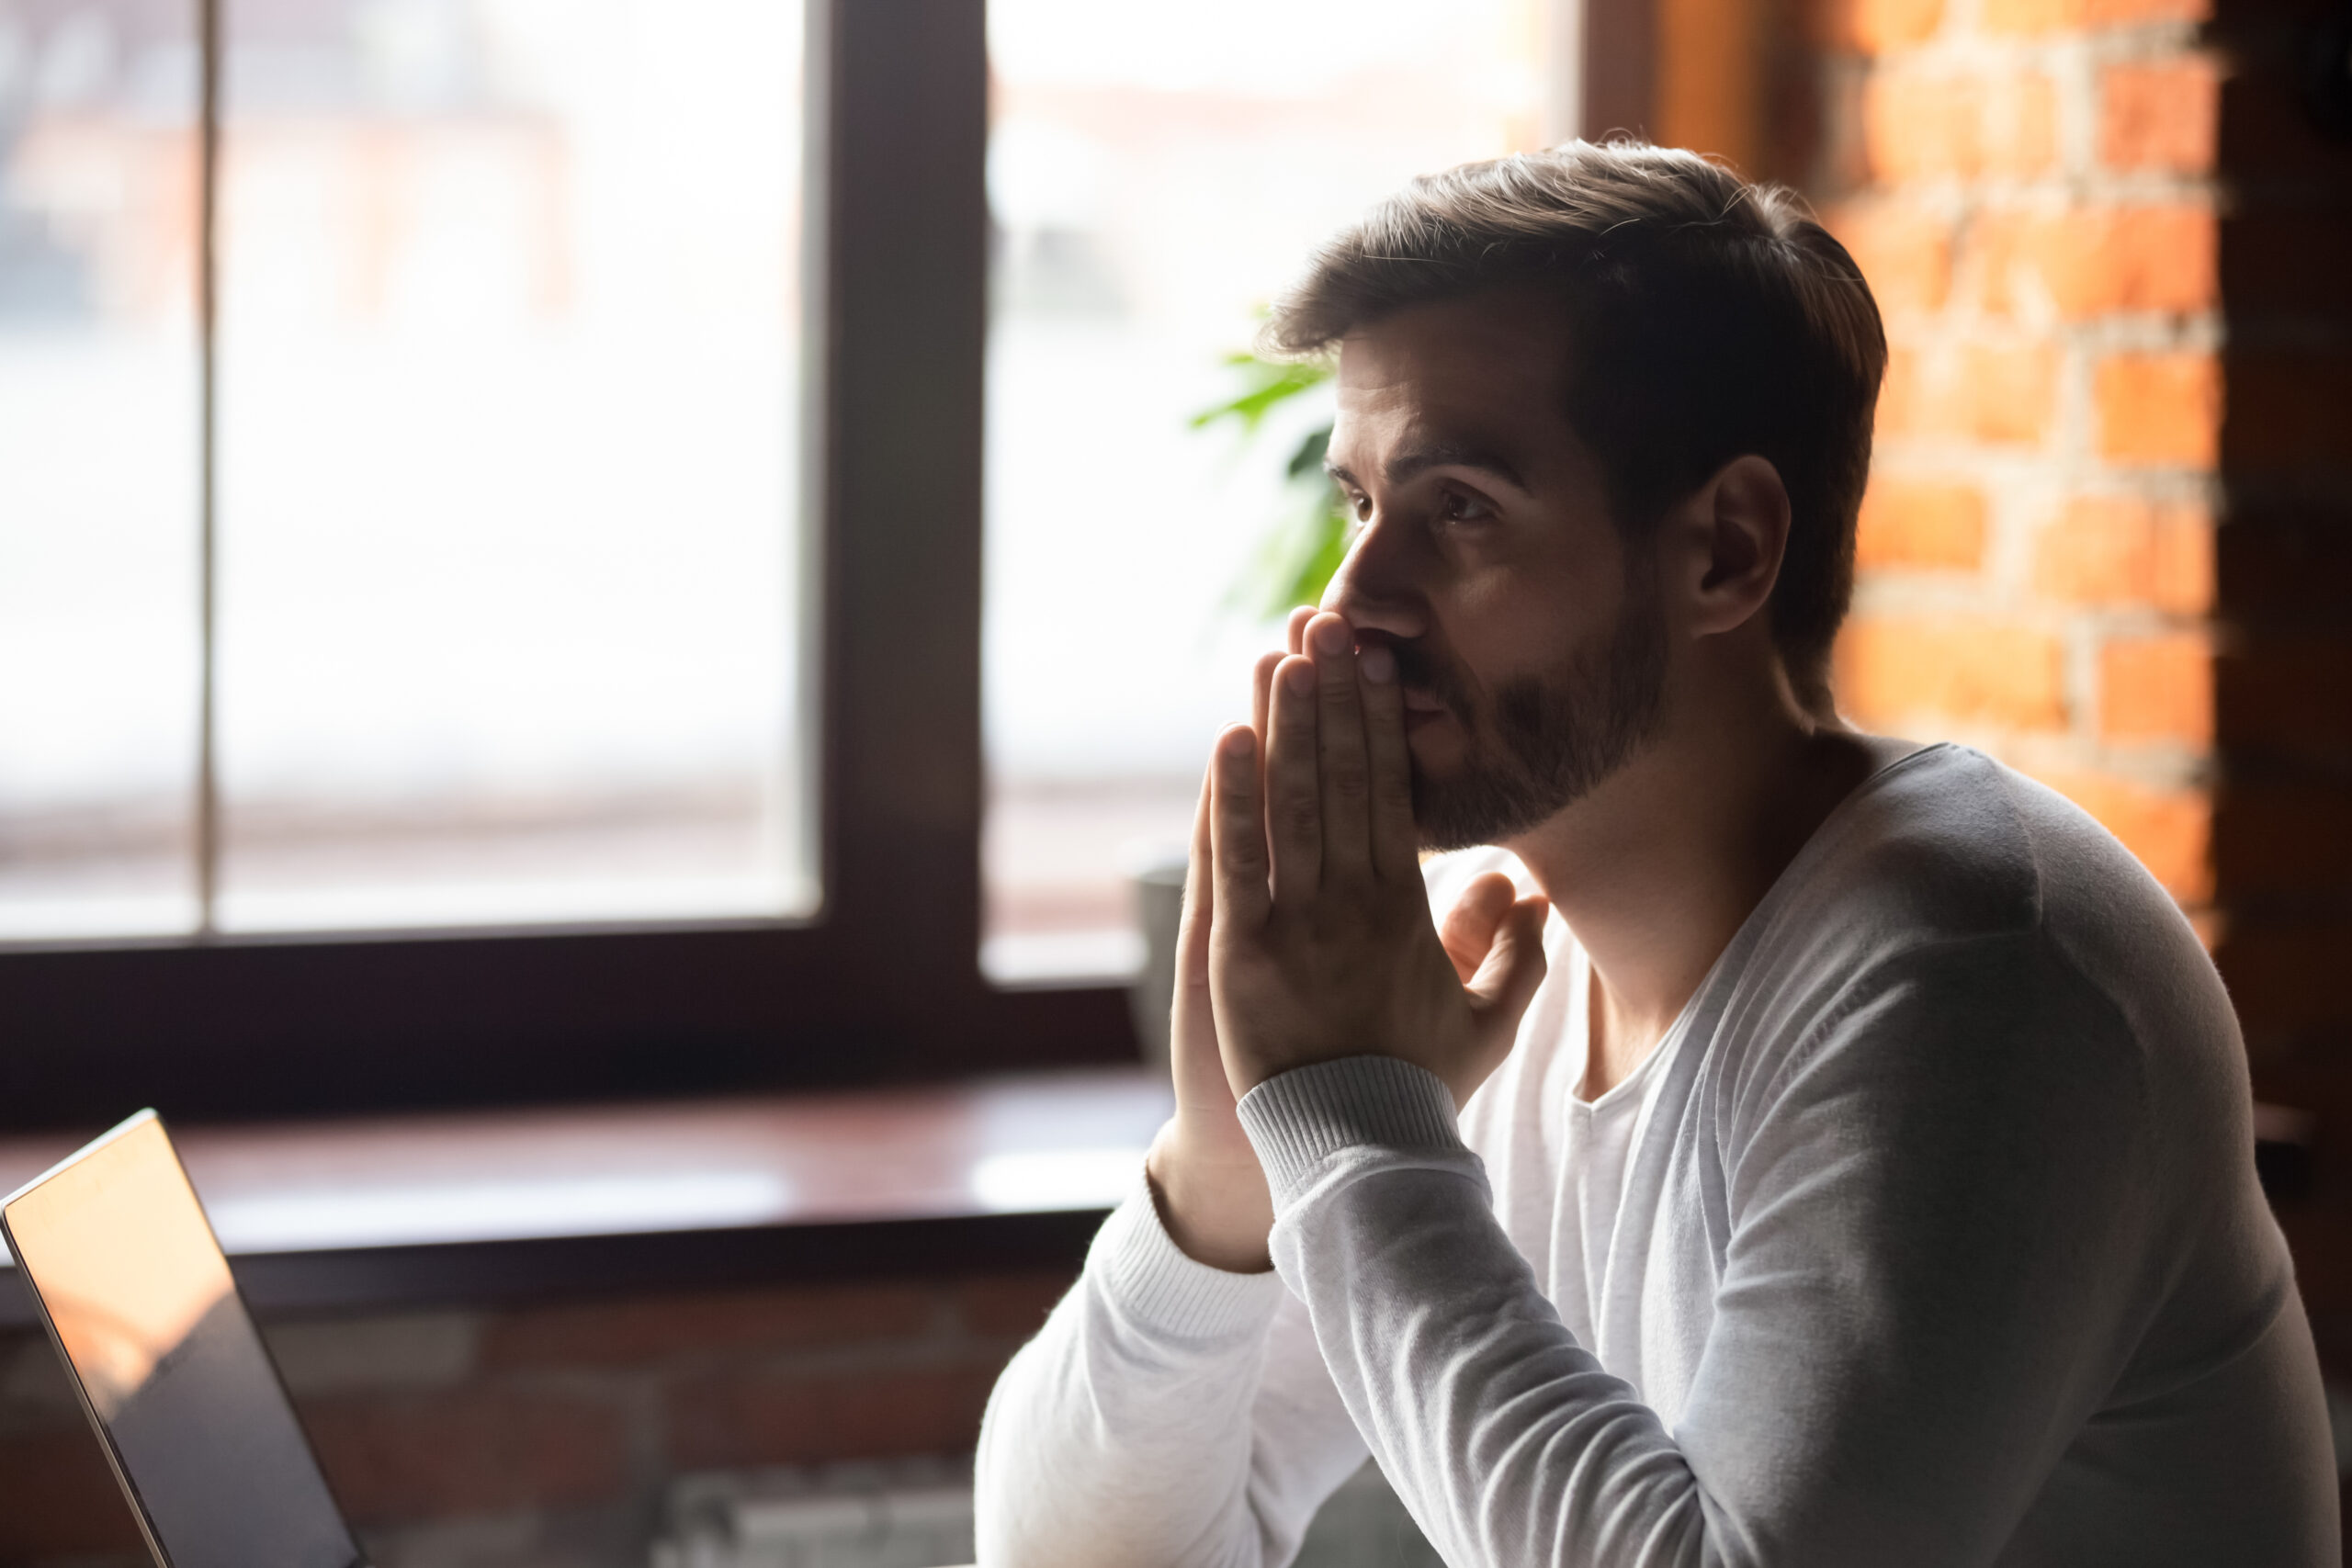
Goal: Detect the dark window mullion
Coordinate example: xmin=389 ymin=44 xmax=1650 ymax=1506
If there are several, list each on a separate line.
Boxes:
xmin=819 ymin=0 xmax=991 ymax=981
xmin=195 ymin=0 xmax=222 ymax=939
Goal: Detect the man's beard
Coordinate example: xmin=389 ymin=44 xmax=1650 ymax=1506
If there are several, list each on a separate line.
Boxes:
xmin=1396 ymin=571 xmax=1668 ymax=852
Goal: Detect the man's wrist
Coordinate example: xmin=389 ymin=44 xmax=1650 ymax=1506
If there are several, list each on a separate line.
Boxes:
xmin=1144 ymin=1126 xmax=1275 ymax=1275
xmin=1236 ymin=1055 xmax=1467 ymax=1212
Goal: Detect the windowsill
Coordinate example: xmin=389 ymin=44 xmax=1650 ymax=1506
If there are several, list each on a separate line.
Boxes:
xmin=0 ymin=1068 xmax=1170 ymax=1327
xmin=3 ymin=1070 xmax=2307 ymax=1333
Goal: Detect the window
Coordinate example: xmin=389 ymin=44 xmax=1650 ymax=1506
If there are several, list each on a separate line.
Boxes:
xmin=2 ymin=0 xmax=811 ymax=940
xmin=0 ymin=2 xmax=1112 ymax=1131
xmin=1 ymin=0 xmax=1589 ymax=1129
xmin=1 ymin=0 xmax=203 ymax=940
xmin=211 ymin=0 xmax=812 ymax=933
xmin=981 ymin=0 xmax=1570 ymax=980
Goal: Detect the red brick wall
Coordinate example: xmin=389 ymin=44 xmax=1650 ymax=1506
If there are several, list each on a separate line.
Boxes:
xmin=0 ymin=1268 xmax=1074 ymax=1568
xmin=1792 ymin=0 xmax=2352 ymax=1411
xmin=1803 ymin=0 xmax=2227 ymax=916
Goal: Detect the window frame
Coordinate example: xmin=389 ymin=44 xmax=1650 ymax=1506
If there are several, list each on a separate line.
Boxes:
xmin=0 ymin=0 xmax=1131 ymax=1134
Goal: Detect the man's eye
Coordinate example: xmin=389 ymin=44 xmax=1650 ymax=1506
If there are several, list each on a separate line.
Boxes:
xmin=1440 ymin=489 xmax=1495 ymax=523
xmin=1349 ymin=493 xmax=1373 ymax=522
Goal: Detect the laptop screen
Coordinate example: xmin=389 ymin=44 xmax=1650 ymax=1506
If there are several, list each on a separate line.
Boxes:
xmin=2 ymin=1112 xmax=364 ymax=1568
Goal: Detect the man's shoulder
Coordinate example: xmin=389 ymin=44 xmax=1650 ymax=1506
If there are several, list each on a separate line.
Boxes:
xmin=1789 ymin=743 xmax=2180 ymax=955
xmin=1755 ymin=743 xmax=2228 ymax=1070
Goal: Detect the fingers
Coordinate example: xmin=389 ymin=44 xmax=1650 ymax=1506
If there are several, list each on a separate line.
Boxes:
xmin=1260 ymin=605 xmax=1396 ymax=897
xmin=1168 ymin=766 xmax=1233 ymax=1112
xmin=1438 ymin=872 xmax=1518 ymax=985
xmin=1265 ymin=652 xmax=1321 ymax=900
xmin=1451 ymin=890 xmax=1549 ymax=1109
xmin=1305 ymin=615 xmax=1374 ymax=885
xmin=1357 ymin=637 xmax=1418 ymax=879
xmin=1250 ymin=649 xmax=1283 ymax=756
xmin=1466 ymin=892 xmax=1552 ymax=1033
xmin=1177 ymin=763 xmax=1215 ymax=993
xmin=1209 ymin=724 xmax=1273 ymax=931
xmin=1252 ymin=606 xmax=1310 ymax=760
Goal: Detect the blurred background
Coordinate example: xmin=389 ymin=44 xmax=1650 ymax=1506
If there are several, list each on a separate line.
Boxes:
xmin=3 ymin=0 xmax=2347 ymax=1562
xmin=1 ymin=0 xmax=810 ymax=937
xmin=0 ymin=0 xmax=1552 ymax=961
xmin=981 ymin=0 xmax=1550 ymax=978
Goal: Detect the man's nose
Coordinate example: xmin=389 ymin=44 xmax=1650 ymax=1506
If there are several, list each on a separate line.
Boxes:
xmin=1319 ymin=512 xmax=1428 ymax=643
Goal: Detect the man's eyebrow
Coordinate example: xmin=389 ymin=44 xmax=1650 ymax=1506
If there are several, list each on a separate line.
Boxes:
xmin=1325 ymin=441 xmax=1530 ymax=492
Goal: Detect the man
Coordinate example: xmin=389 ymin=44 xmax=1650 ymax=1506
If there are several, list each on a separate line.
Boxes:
xmin=974 ymin=141 xmax=2338 ymax=1566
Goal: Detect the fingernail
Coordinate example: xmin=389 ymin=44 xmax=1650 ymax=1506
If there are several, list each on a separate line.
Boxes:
xmin=1283 ymin=659 xmax=1317 ymax=695
xmin=1361 ymin=644 xmax=1395 ymax=683
xmin=1312 ymin=616 xmax=1350 ymax=655
xmin=1226 ymin=725 xmax=1256 ymax=756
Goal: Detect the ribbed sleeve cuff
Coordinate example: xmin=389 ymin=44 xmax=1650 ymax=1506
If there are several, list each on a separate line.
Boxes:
xmin=1237 ymin=1055 xmax=1464 ymax=1209
xmin=1087 ymin=1173 xmax=1284 ymax=1343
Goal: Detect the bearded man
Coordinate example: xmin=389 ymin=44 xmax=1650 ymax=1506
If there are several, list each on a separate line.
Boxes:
xmin=972 ymin=141 xmax=2338 ymax=1566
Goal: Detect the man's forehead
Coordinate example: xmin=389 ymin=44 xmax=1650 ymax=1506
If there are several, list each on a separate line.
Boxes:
xmin=1336 ymin=292 xmax=1569 ymax=412
xmin=1329 ymin=292 xmax=1574 ymax=463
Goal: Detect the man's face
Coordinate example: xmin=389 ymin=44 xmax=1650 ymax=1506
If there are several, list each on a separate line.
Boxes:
xmin=1321 ymin=288 xmax=1668 ymax=851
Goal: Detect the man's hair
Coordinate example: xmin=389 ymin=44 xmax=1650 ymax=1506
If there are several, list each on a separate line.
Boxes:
xmin=1262 ymin=141 xmax=1885 ymax=707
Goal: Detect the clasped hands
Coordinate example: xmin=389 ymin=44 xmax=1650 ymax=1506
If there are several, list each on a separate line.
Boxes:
xmin=1144 ymin=608 xmax=1552 ymax=1272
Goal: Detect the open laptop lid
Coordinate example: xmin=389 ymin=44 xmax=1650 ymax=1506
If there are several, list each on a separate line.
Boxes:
xmin=1 ymin=1111 xmax=367 ymax=1568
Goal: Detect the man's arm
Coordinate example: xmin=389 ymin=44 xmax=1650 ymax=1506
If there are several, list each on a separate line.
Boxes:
xmin=1235 ymin=940 xmax=2165 ymax=1567
xmin=973 ymin=1170 xmax=1374 ymax=1561
xmin=975 ymin=707 xmax=1369 ymax=1566
xmin=972 ymin=1179 xmax=1367 ymax=1567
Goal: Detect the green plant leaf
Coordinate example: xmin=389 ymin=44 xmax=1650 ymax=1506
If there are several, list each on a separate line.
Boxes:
xmin=1223 ymin=483 xmax=1350 ymax=621
xmin=1193 ymin=346 xmax=1346 ymax=623
xmin=1187 ymin=355 xmax=1333 ymax=434
xmin=1285 ymin=425 xmax=1330 ymax=480
xmin=1272 ymin=493 xmax=1351 ymax=615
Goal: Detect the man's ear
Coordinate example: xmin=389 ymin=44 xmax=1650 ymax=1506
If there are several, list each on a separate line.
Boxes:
xmin=1665 ymin=454 xmax=1791 ymax=638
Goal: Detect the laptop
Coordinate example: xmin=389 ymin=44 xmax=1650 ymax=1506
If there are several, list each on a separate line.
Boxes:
xmin=2 ymin=1110 xmax=368 ymax=1568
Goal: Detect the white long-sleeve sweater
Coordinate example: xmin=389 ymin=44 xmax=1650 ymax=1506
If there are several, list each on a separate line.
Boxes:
xmin=974 ymin=744 xmax=2339 ymax=1567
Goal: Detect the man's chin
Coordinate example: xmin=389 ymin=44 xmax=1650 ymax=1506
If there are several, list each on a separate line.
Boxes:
xmin=1409 ymin=770 xmax=1511 ymax=854
xmin=1413 ymin=813 xmax=1510 ymax=856
xmin=1402 ymin=739 xmax=1469 ymax=848
xmin=1409 ymin=750 xmax=1574 ymax=853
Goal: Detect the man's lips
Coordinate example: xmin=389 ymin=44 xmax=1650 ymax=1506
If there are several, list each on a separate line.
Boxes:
xmin=1400 ymin=691 xmax=1451 ymax=733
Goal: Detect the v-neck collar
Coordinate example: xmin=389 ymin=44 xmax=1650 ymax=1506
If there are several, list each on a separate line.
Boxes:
xmin=1561 ymin=741 xmax=1956 ymax=1113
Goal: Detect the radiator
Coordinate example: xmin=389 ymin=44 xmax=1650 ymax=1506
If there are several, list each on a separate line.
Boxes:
xmin=650 ymin=1455 xmax=1440 ymax=1568
xmin=650 ymin=1459 xmax=974 ymax=1568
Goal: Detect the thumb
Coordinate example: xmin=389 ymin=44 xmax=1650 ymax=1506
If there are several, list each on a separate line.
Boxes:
xmin=1465 ymin=895 xmax=1550 ymax=1035
xmin=1437 ymin=871 xmax=1519 ymax=985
